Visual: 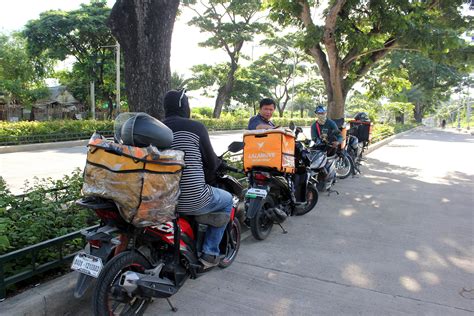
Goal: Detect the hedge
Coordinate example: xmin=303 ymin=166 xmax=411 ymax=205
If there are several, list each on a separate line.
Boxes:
xmin=0 ymin=118 xmax=316 ymax=145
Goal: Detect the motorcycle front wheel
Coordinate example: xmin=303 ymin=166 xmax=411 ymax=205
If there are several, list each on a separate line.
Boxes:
xmin=336 ymin=154 xmax=353 ymax=179
xmin=92 ymin=251 xmax=152 ymax=316
xmin=219 ymin=218 xmax=241 ymax=268
xmin=250 ymin=195 xmax=274 ymax=240
xmin=294 ymin=186 xmax=319 ymax=216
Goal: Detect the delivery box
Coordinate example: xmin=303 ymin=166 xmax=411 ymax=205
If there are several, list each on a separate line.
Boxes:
xmin=243 ymin=128 xmax=295 ymax=173
xmin=82 ymin=133 xmax=185 ymax=227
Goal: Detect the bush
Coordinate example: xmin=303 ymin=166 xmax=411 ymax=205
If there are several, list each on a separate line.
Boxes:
xmin=0 ymin=170 xmax=94 ymax=256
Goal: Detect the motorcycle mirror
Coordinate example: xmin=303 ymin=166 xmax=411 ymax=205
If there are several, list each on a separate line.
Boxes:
xmin=289 ymin=122 xmax=296 ymax=131
xmin=296 ymin=126 xmax=303 ymax=133
xmin=228 ymin=141 xmax=244 ymax=153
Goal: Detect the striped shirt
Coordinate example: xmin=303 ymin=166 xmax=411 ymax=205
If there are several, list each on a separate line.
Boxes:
xmin=163 ymin=116 xmax=219 ymax=213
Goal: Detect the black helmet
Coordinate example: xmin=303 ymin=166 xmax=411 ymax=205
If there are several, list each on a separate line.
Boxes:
xmin=354 ymin=112 xmax=369 ymax=122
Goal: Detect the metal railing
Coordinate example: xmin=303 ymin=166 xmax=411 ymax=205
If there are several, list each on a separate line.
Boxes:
xmin=0 ymin=130 xmax=114 ymax=146
xmin=0 ymin=224 xmax=99 ymax=300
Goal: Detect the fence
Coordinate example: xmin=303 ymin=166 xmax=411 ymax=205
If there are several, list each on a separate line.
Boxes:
xmin=0 ymin=224 xmax=98 ymax=300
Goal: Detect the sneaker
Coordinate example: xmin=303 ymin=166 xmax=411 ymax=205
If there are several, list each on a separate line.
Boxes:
xmin=199 ymin=253 xmax=220 ymax=268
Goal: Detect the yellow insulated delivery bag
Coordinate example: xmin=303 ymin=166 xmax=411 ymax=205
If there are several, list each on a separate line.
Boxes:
xmin=243 ymin=128 xmax=295 ymax=173
xmin=82 ymin=133 xmax=185 ymax=227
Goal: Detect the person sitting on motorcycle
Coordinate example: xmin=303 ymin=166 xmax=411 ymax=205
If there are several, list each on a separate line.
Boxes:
xmin=163 ymin=88 xmax=233 ymax=268
xmin=247 ymin=98 xmax=276 ymax=130
xmin=311 ymin=105 xmax=343 ymax=151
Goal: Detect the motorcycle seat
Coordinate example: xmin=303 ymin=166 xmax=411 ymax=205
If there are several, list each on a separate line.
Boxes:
xmin=194 ymin=212 xmax=230 ymax=227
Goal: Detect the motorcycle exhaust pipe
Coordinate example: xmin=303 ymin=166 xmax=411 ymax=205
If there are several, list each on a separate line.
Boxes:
xmin=119 ymin=271 xmax=178 ymax=298
xmin=264 ymin=207 xmax=287 ymax=224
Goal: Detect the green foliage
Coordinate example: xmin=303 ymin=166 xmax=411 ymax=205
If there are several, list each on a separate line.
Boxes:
xmin=23 ymin=1 xmax=118 ymax=111
xmin=0 ymin=170 xmax=87 ymax=252
xmin=191 ymin=107 xmax=214 ymax=119
xmin=371 ymin=123 xmax=419 ymax=143
xmin=265 ymin=0 xmax=471 ymax=118
xmin=0 ymin=33 xmax=50 ymax=105
xmin=0 ymin=120 xmax=113 ymax=142
xmin=0 ymin=170 xmax=95 ymax=284
xmin=346 ymin=94 xmax=381 ymax=122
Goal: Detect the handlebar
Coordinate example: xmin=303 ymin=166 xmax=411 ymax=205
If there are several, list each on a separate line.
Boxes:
xmin=219 ymin=160 xmax=243 ymax=174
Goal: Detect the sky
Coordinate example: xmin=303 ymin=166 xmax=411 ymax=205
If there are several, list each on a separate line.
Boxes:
xmin=0 ymin=0 xmax=229 ymax=76
xmin=0 ymin=0 xmax=269 ymax=106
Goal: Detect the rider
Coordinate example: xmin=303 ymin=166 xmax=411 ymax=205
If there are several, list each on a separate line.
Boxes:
xmin=163 ymin=89 xmax=233 ymax=268
xmin=311 ymin=105 xmax=343 ymax=151
xmin=247 ymin=98 xmax=276 ymax=130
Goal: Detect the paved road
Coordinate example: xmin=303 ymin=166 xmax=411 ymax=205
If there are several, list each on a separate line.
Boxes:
xmin=2 ymin=127 xmax=474 ymax=315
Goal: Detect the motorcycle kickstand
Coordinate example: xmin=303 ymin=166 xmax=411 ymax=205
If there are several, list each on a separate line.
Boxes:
xmin=327 ymin=188 xmax=339 ymax=196
xmin=277 ymin=222 xmax=288 ymax=234
xmin=166 ymin=298 xmax=178 ymax=312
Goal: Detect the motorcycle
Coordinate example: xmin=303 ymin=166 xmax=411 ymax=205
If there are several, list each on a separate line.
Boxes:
xmin=335 ymin=123 xmax=355 ymax=179
xmin=71 ymin=142 xmax=243 ymax=315
xmin=244 ymin=125 xmax=318 ymax=240
xmin=345 ymin=125 xmax=368 ymax=175
xmin=309 ymin=138 xmax=339 ymax=195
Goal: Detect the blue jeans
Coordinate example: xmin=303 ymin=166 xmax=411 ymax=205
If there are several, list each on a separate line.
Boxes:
xmin=193 ymin=187 xmax=233 ymax=256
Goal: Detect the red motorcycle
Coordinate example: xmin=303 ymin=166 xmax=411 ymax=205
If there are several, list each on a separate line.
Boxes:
xmin=71 ymin=143 xmax=243 ymax=315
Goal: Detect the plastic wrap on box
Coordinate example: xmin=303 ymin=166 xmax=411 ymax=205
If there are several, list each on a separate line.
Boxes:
xmin=82 ymin=133 xmax=185 ymax=227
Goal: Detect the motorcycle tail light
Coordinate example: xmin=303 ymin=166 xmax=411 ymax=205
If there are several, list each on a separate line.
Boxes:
xmin=89 ymin=239 xmax=102 ymax=249
xmin=254 ymin=172 xmax=270 ymax=181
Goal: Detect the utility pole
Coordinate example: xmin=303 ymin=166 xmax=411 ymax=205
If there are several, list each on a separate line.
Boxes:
xmin=90 ymin=80 xmax=95 ymax=120
xmin=101 ymin=42 xmax=121 ymax=117
xmin=116 ymin=41 xmax=120 ymax=115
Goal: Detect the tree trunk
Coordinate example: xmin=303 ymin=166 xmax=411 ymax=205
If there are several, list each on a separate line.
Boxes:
xmin=395 ymin=113 xmax=404 ymax=124
xmin=107 ymin=96 xmax=114 ymax=119
xmin=108 ymin=0 xmax=179 ymax=119
xmin=414 ymin=102 xmax=423 ymax=123
xmin=213 ymin=61 xmax=238 ymax=118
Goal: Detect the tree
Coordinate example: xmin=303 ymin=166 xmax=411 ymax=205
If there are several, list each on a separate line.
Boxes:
xmin=266 ymin=0 xmax=470 ymax=121
xmin=108 ymin=0 xmax=180 ymax=119
xmin=293 ymin=77 xmax=326 ymax=117
xmin=186 ymin=0 xmax=268 ymax=118
xmin=23 ymin=1 xmax=117 ymax=116
xmin=253 ymin=34 xmax=308 ymax=117
xmin=0 ymin=33 xmax=49 ymax=106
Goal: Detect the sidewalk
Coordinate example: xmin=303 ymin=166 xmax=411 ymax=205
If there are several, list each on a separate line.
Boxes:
xmin=0 ymin=127 xmax=430 ymax=316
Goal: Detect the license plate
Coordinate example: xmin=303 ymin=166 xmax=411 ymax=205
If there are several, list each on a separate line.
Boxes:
xmin=245 ymin=187 xmax=268 ymax=199
xmin=71 ymin=252 xmax=103 ymax=278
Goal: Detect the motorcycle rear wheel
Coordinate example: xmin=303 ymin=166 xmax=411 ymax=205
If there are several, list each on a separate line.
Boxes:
xmin=93 ymin=251 xmax=152 ymax=316
xmin=294 ymin=186 xmax=319 ymax=216
xmin=336 ymin=154 xmax=352 ymax=179
xmin=219 ymin=218 xmax=241 ymax=268
xmin=250 ymin=196 xmax=274 ymax=240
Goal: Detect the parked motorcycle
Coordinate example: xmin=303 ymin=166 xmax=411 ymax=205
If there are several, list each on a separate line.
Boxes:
xmin=71 ymin=142 xmax=243 ymax=315
xmin=244 ymin=126 xmax=318 ymax=240
xmin=345 ymin=125 xmax=368 ymax=175
xmin=309 ymin=138 xmax=339 ymax=195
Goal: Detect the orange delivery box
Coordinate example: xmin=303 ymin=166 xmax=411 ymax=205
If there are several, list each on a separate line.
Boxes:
xmin=243 ymin=128 xmax=295 ymax=173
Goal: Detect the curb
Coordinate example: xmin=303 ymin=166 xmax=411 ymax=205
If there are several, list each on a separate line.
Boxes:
xmin=0 ymin=140 xmax=89 ymax=154
xmin=0 ymin=272 xmax=91 ymax=316
xmin=365 ymin=126 xmax=422 ymax=155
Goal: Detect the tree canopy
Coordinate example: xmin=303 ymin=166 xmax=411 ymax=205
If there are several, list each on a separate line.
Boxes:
xmin=23 ymin=0 xmax=118 ymax=115
xmin=0 ymin=33 xmax=49 ymax=105
xmin=186 ymin=0 xmax=269 ymax=118
xmin=266 ymin=0 xmax=471 ymax=120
